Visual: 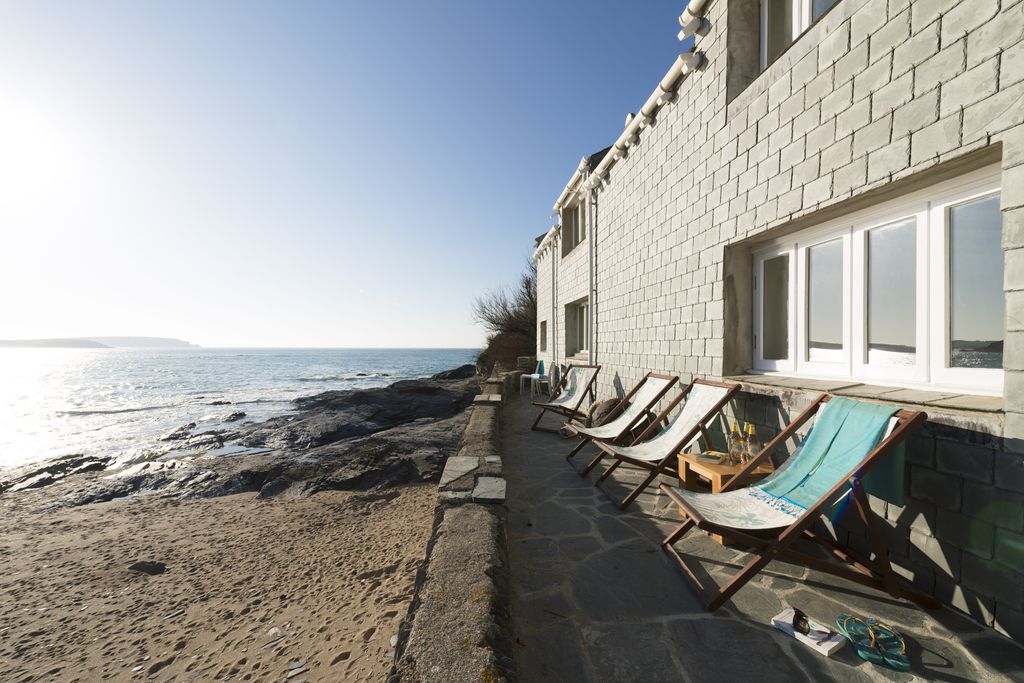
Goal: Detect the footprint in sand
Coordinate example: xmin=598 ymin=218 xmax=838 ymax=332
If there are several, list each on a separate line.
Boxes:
xmin=360 ymin=627 xmax=376 ymax=642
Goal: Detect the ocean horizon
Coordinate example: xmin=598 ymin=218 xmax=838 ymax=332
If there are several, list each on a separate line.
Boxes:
xmin=0 ymin=347 xmax=480 ymax=470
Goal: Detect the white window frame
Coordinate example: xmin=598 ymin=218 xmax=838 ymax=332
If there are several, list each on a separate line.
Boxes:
xmin=851 ymin=202 xmax=930 ymax=385
xmin=929 ymin=183 xmax=1005 ymax=392
xmin=753 ymin=245 xmax=797 ymax=372
xmin=751 ymin=165 xmax=1004 ymax=396
xmin=796 ymin=228 xmax=852 ymax=377
xmin=561 ymin=199 xmax=586 ymax=256
xmin=577 ymin=301 xmax=590 ymax=354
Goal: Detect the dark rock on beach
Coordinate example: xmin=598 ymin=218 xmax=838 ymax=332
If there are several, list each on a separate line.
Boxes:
xmin=1 ymin=454 xmax=112 ymax=497
xmin=431 ymin=364 xmax=476 ymax=380
xmin=128 ymin=561 xmax=167 ymax=575
xmin=160 ymin=423 xmax=196 ymax=441
xmin=0 ymin=367 xmax=481 ymax=509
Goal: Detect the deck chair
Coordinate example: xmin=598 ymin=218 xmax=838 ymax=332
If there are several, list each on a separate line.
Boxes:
xmin=531 ymin=364 xmax=600 ymax=433
xmin=584 ymin=379 xmax=739 ymax=510
xmin=564 ymin=372 xmax=680 ymax=465
xmin=660 ymin=394 xmax=937 ymax=612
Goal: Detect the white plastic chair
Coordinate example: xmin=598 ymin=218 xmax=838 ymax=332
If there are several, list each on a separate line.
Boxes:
xmin=520 ymin=360 xmax=548 ymax=397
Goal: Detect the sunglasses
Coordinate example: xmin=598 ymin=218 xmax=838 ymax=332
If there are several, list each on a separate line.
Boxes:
xmin=792 ymin=608 xmax=834 ymax=642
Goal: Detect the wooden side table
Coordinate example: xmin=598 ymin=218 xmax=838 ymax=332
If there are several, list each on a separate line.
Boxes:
xmin=676 ymin=451 xmax=774 ymax=545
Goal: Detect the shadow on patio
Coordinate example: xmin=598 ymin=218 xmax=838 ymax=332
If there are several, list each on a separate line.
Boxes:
xmin=503 ymin=393 xmax=1024 ymax=682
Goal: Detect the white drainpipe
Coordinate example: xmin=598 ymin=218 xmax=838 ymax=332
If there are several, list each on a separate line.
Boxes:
xmin=588 ymin=184 xmax=598 ymax=365
xmin=552 ymin=231 xmax=559 ymax=369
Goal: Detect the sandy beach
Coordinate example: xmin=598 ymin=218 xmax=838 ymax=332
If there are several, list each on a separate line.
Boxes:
xmin=0 ymin=484 xmax=437 ymax=682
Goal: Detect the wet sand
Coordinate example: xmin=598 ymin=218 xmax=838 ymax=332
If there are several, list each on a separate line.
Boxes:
xmin=0 ymin=485 xmax=437 ymax=682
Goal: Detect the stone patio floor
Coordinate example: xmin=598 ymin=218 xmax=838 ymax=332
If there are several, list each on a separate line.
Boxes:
xmin=503 ymin=393 xmax=1024 ymax=682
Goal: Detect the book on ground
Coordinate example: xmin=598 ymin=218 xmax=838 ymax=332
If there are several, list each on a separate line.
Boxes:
xmin=771 ymin=608 xmax=846 ymax=657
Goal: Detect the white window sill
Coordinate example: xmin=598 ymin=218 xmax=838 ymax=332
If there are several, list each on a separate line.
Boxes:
xmin=727 ymin=373 xmax=1004 ymax=416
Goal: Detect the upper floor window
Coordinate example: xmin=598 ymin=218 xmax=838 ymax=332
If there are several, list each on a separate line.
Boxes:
xmin=761 ymin=0 xmax=839 ymax=68
xmin=561 ymin=200 xmax=586 ymax=256
xmin=539 ymin=320 xmax=548 ymax=352
xmin=752 ymin=166 xmax=1005 ymax=395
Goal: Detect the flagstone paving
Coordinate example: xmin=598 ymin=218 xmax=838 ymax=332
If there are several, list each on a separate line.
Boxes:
xmin=504 ymin=394 xmax=1024 ymax=682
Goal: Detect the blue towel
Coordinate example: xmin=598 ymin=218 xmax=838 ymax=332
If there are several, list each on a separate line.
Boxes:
xmin=863 ymin=442 xmax=906 ymax=507
xmin=760 ymin=398 xmax=898 ymax=510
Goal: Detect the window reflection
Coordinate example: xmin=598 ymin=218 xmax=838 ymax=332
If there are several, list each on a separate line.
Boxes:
xmin=764 ymin=0 xmax=794 ymax=65
xmin=950 ymin=195 xmax=1003 ymax=369
xmin=812 ymin=0 xmax=839 ymax=21
xmin=867 ymin=218 xmax=917 ymax=366
xmin=807 ymin=240 xmax=843 ymax=362
xmin=763 ymin=254 xmax=790 ymax=360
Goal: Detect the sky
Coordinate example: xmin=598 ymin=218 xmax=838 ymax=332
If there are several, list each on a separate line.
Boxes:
xmin=0 ymin=1 xmax=688 ymax=348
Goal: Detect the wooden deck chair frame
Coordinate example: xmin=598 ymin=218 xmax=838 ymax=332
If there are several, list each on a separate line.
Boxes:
xmin=660 ymin=394 xmax=939 ymax=613
xmin=530 ymin=363 xmax=601 ymax=433
xmin=584 ymin=379 xmax=739 ymax=510
xmin=564 ymin=371 xmax=680 ymax=465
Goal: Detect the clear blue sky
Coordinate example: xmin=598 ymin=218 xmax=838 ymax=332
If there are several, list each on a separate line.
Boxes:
xmin=0 ymin=1 xmax=688 ymax=347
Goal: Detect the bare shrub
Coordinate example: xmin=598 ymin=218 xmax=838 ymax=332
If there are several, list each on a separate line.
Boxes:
xmin=474 ymin=261 xmax=537 ymax=373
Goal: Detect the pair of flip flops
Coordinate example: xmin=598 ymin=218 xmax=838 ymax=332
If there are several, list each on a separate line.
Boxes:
xmin=835 ymin=614 xmax=910 ymax=671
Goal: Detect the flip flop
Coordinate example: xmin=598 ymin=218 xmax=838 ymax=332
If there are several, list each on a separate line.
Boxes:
xmin=835 ymin=614 xmax=910 ymax=672
xmin=869 ymin=620 xmax=910 ymax=672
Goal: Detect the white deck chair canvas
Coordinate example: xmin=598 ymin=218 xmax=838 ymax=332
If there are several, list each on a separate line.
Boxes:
xmin=585 ymin=379 xmax=739 ymax=509
xmin=564 ymin=372 xmax=680 ymax=465
xmin=531 ymin=364 xmax=600 ymax=433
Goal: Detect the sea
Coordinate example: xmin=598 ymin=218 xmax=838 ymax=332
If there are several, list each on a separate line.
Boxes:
xmin=0 ymin=348 xmax=479 ymax=471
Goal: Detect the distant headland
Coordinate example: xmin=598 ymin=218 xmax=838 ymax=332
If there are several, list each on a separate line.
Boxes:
xmin=0 ymin=337 xmax=199 ymax=349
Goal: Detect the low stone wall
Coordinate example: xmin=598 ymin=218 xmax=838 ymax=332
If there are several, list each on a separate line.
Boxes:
xmin=390 ymin=372 xmax=517 ymax=682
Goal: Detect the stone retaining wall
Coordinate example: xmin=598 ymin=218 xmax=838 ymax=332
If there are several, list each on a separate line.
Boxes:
xmin=390 ymin=371 xmax=518 ymax=682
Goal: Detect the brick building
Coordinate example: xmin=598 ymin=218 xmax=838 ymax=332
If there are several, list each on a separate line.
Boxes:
xmin=533 ymin=0 xmax=1024 ymax=641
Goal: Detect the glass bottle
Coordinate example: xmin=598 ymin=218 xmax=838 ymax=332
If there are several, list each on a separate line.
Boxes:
xmin=744 ymin=423 xmax=760 ymax=465
xmin=727 ymin=423 xmax=742 ymax=465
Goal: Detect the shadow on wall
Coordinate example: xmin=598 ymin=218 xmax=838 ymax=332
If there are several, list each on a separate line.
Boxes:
xmin=612 ymin=373 xmax=625 ymax=399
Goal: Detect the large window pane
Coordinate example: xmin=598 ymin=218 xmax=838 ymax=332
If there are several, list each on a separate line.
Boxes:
xmin=764 ymin=0 xmax=794 ymax=65
xmin=807 ymin=240 xmax=843 ymax=362
xmin=867 ymin=218 xmax=917 ymax=366
xmin=763 ymin=254 xmax=790 ymax=360
xmin=950 ymin=195 xmax=1003 ymax=369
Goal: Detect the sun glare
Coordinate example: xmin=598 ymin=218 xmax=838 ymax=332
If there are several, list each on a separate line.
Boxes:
xmin=0 ymin=100 xmax=91 ymax=214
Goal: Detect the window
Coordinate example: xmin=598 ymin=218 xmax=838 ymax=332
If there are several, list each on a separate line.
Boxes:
xmin=577 ymin=302 xmax=589 ymax=353
xmin=561 ymin=200 xmax=586 ymax=256
xmin=565 ymin=299 xmax=590 ymax=356
xmin=539 ymin=321 xmax=548 ymax=352
xmin=761 ymin=0 xmax=839 ymax=69
xmin=752 ymin=167 xmax=1004 ymax=394
xmin=760 ymin=251 xmax=792 ymax=364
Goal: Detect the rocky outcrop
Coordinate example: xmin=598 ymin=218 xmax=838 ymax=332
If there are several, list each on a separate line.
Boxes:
xmin=241 ymin=376 xmax=477 ymax=450
xmin=0 ymin=454 xmax=111 ymax=496
xmin=430 ymin=364 xmax=476 ymax=380
xmin=0 ymin=371 xmax=481 ymax=510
